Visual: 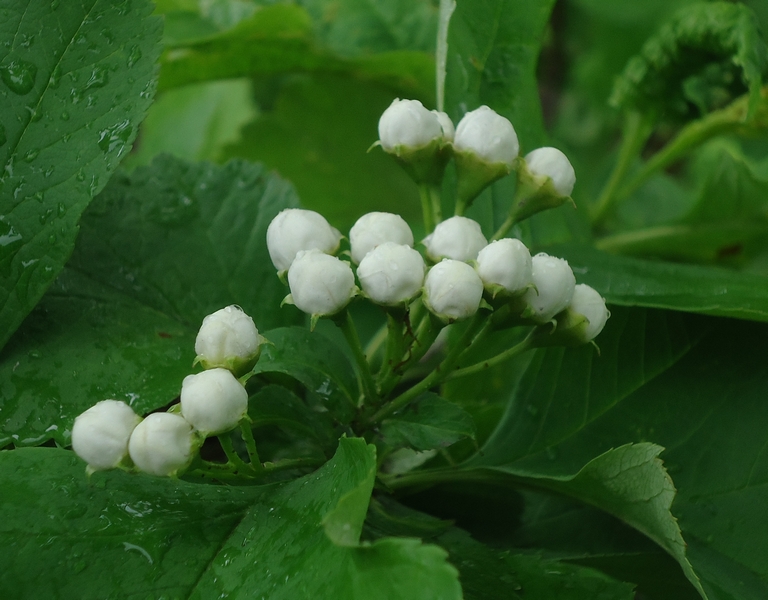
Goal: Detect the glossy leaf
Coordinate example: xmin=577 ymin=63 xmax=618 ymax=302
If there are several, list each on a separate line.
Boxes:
xmin=0 ymin=155 xmax=302 ymax=447
xmin=444 ymin=0 xmax=556 ymax=149
xmin=366 ymin=498 xmax=636 ymax=600
xmin=158 ymin=4 xmax=434 ymax=101
xmin=466 ymin=309 xmax=768 ymax=598
xmin=250 ymin=327 xmax=358 ymax=423
xmin=551 ymin=243 xmax=768 ymax=322
xmin=380 ymin=392 xmax=476 ymax=451
xmin=610 ymin=2 xmax=768 ymax=120
xmin=0 ymin=0 xmax=162 ymax=349
xmin=188 ymin=437 xmax=462 ymax=599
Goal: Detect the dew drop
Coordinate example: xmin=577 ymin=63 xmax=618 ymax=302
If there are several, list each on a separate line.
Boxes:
xmin=127 ymin=45 xmax=142 ymax=68
xmin=0 ymin=59 xmax=38 ymax=95
xmin=49 ymin=65 xmax=62 ymax=89
xmin=97 ymin=119 xmax=132 ymax=154
xmin=24 ymin=149 xmax=39 ymax=163
xmin=84 ymin=65 xmax=109 ymax=90
xmin=48 ymin=233 xmax=56 ymax=245
xmin=58 ymin=202 xmax=66 ymax=217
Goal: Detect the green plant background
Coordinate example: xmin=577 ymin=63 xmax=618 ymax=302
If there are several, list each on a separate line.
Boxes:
xmin=2 ymin=0 xmax=768 ymax=598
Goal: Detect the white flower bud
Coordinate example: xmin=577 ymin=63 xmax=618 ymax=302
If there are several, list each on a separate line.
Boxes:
xmin=524 ymin=147 xmax=576 ymax=197
xmin=453 ymin=106 xmax=519 ymax=166
xmin=522 ymin=253 xmax=576 ymax=323
xmin=71 ymin=400 xmax=141 ymax=472
xmin=357 ymin=242 xmax=426 ymax=306
xmin=128 ymin=413 xmax=195 ymax=477
xmin=266 ymin=208 xmax=342 ymax=272
xmin=423 ymin=216 xmax=487 ymax=262
xmin=349 ymin=212 xmax=414 ymax=264
xmin=432 ymin=110 xmax=455 ymax=142
xmin=287 ymin=249 xmax=356 ymax=317
xmin=423 ymin=259 xmax=484 ymax=321
xmin=195 ymin=305 xmax=264 ymax=374
xmin=568 ymin=284 xmax=609 ymax=342
xmin=378 ymin=99 xmax=443 ymax=152
xmin=476 ymin=239 xmax=533 ymax=296
xmin=180 ymin=368 xmax=249 ymax=435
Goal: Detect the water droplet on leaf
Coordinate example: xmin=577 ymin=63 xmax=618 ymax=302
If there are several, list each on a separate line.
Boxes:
xmin=0 ymin=59 xmax=38 ymax=95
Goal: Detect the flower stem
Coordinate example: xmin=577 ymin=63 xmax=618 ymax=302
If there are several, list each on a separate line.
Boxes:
xmin=338 ymin=309 xmax=380 ymax=405
xmin=419 ymin=184 xmax=436 ymax=233
xmin=218 ymin=433 xmax=251 ymax=471
xmin=239 ymin=420 xmax=263 ymax=472
xmin=368 ymin=312 xmax=486 ymax=424
xmin=446 ymin=330 xmax=534 ymax=381
xmin=591 ymin=111 xmax=653 ymax=228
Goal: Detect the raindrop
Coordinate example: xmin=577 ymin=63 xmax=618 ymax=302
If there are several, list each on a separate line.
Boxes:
xmin=97 ymin=120 xmax=132 ymax=154
xmin=51 ymin=0 xmax=60 ymax=8
xmin=24 ymin=149 xmax=39 ymax=163
xmin=60 ymin=111 xmax=69 ymax=121
xmin=48 ymin=233 xmax=56 ymax=245
xmin=84 ymin=65 xmax=109 ymax=91
xmin=0 ymin=221 xmax=22 ymax=247
xmin=49 ymin=65 xmax=62 ymax=88
xmin=127 ymin=45 xmax=142 ymax=68
xmin=39 ymin=208 xmax=54 ymax=224
xmin=57 ymin=202 xmax=66 ymax=217
xmin=0 ymin=59 xmax=38 ymax=95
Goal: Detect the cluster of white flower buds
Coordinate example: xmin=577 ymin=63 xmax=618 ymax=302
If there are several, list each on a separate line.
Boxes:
xmin=72 ymin=306 xmax=263 ymax=476
xmin=266 ymin=206 xmax=608 ymax=339
xmin=377 ymin=99 xmax=575 ymax=215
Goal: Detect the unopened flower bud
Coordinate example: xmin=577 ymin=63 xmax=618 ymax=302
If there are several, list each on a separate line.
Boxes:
xmin=476 ymin=238 xmax=532 ymax=297
xmin=195 ymin=306 xmax=264 ymax=375
xmin=432 ymin=111 xmax=455 ymax=142
xmin=453 ymin=106 xmax=519 ymax=165
xmin=266 ymin=208 xmax=342 ymax=272
xmin=453 ymin=106 xmax=519 ymax=208
xmin=566 ymin=284 xmax=609 ymax=343
xmin=524 ymin=147 xmax=576 ymax=197
xmin=128 ymin=413 xmax=195 ymax=477
xmin=378 ymin=99 xmax=443 ymax=152
xmin=180 ymin=369 xmax=249 ymax=436
xmin=522 ymin=253 xmax=576 ymax=323
xmin=287 ymin=249 xmax=357 ymax=318
xmin=350 ymin=212 xmax=414 ymax=264
xmin=357 ymin=242 xmax=426 ymax=306
xmin=423 ymin=216 xmax=487 ymax=262
xmin=423 ymin=259 xmax=484 ymax=321
xmin=72 ymin=400 xmax=141 ymax=472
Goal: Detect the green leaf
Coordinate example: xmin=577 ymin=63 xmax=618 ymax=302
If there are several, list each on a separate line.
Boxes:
xmin=249 ymin=383 xmax=338 ymax=452
xmin=0 ymin=447 xmax=264 ymax=598
xmin=250 ymin=327 xmax=358 ymax=423
xmin=461 ymin=310 xmax=768 ymax=598
xmin=0 ymin=155 xmax=302 ymax=448
xmin=380 ymin=392 xmax=476 ymax=451
xmin=601 ymin=140 xmax=768 ymax=263
xmin=126 ymin=78 xmax=257 ymax=168
xmin=158 ymin=4 xmax=434 ymax=101
xmin=366 ymin=498 xmax=637 ymax=600
xmin=188 ymin=437 xmax=462 ymax=599
xmin=0 ymin=0 xmax=162 ymax=349
xmin=0 ymin=439 xmax=462 ymax=599
xmin=551 ymin=243 xmax=768 ymax=322
xmin=222 ymin=73 xmax=423 ymax=231
xmin=444 ymin=0 xmax=556 ymax=148
xmin=610 ymin=2 xmax=768 ymax=121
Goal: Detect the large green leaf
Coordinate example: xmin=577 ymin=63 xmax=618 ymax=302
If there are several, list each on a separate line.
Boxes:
xmin=250 ymin=327 xmax=358 ymax=424
xmin=0 ymin=439 xmax=462 ymax=599
xmin=461 ymin=309 xmax=768 ymax=599
xmin=0 ymin=155 xmax=302 ymax=448
xmin=0 ymin=0 xmax=162 ymax=349
xmin=444 ymin=0 xmax=555 ymax=149
xmin=365 ymin=497 xmax=636 ymax=600
xmin=222 ymin=73 xmax=423 ymax=231
xmin=551 ymin=243 xmax=768 ymax=322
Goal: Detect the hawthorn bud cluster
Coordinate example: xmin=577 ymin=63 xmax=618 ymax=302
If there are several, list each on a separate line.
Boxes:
xmin=72 ymin=306 xmax=262 ymax=477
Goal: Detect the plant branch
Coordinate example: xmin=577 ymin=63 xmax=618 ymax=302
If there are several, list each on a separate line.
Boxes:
xmin=338 ymin=309 xmax=380 ymax=405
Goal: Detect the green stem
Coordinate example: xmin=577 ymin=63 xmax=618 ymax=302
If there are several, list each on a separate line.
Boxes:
xmin=338 ymin=309 xmax=379 ymax=405
xmin=368 ymin=313 xmax=486 ymax=424
xmin=262 ymin=457 xmax=325 ymax=473
xmin=491 ymin=213 xmax=516 ymax=241
xmin=239 ymin=420 xmax=263 ymax=472
xmin=376 ymin=311 xmax=407 ymax=390
xmin=429 ymin=184 xmax=443 ymax=227
xmin=446 ymin=331 xmax=534 ymax=381
xmin=591 ymin=111 xmax=653 ymax=228
xmin=364 ymin=322 xmax=389 ymax=363
xmin=419 ymin=185 xmax=436 ymax=233
xmin=218 ymin=434 xmax=251 ymax=471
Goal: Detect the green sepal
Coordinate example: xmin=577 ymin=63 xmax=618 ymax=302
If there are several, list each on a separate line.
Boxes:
xmin=383 ymin=138 xmax=452 ymax=186
xmin=508 ymin=160 xmax=575 ymax=224
xmin=454 ymin=151 xmax=518 ymax=212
